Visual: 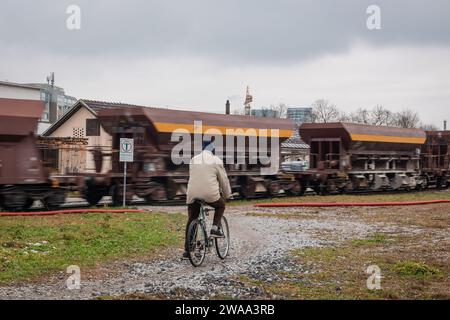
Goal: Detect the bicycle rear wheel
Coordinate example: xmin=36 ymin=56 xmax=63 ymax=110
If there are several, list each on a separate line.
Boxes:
xmin=187 ymin=219 xmax=207 ymax=267
xmin=215 ymin=216 xmax=230 ymax=259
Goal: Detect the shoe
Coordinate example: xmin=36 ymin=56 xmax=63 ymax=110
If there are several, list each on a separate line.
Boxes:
xmin=182 ymin=250 xmax=189 ymax=259
xmin=210 ymin=225 xmax=224 ymax=237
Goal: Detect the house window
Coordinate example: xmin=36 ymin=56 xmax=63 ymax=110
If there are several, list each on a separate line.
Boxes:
xmin=41 ymin=148 xmax=59 ymax=171
xmin=86 ymin=119 xmax=100 ymax=136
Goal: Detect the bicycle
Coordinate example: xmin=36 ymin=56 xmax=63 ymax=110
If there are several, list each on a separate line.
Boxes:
xmin=186 ymin=199 xmax=230 ymax=267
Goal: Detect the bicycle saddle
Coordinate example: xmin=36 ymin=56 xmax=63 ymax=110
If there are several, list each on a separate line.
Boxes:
xmin=193 ymin=198 xmax=207 ymax=205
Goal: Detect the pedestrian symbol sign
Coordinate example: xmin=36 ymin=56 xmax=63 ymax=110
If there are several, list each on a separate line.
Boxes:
xmin=119 ymin=138 xmax=134 ymax=162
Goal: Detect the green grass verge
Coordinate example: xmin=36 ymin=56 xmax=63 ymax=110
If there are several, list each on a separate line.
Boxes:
xmin=0 ymin=212 xmax=185 ymax=284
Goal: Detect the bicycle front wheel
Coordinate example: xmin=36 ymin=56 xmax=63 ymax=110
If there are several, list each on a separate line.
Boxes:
xmin=215 ymin=216 xmax=230 ymax=259
xmin=187 ymin=219 xmax=207 ymax=267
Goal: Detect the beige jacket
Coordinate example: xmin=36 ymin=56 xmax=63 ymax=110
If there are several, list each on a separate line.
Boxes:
xmin=186 ymin=150 xmax=232 ymax=204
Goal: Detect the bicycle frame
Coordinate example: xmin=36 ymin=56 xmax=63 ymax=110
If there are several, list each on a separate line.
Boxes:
xmin=197 ymin=203 xmax=213 ymax=248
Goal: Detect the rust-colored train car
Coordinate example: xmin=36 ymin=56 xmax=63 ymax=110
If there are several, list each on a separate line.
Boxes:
xmin=420 ymin=131 xmax=450 ymax=188
xmin=0 ymin=98 xmax=66 ymax=211
xmin=83 ymin=106 xmax=297 ymax=205
xmin=298 ymin=122 xmax=427 ymax=194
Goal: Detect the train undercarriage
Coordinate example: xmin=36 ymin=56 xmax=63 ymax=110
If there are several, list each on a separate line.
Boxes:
xmin=78 ymin=169 xmax=450 ymax=208
xmin=0 ymin=184 xmax=66 ymax=211
xmin=82 ymin=172 xmax=306 ymax=206
xmin=298 ymin=170 xmax=450 ymax=195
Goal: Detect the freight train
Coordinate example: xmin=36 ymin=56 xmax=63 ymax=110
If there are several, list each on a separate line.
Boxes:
xmin=0 ymin=98 xmax=67 ymax=211
xmin=0 ymin=100 xmax=449 ymax=211
xmin=296 ymin=122 xmax=449 ymax=195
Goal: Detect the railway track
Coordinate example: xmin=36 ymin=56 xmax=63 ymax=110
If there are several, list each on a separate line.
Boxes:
xmin=12 ymin=187 xmax=447 ymax=213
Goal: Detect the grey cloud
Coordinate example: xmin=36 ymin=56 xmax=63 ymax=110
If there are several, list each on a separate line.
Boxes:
xmin=1 ymin=0 xmax=450 ymax=64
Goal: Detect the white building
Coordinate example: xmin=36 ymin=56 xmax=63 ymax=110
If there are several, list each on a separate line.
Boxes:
xmin=0 ymin=81 xmax=50 ymax=133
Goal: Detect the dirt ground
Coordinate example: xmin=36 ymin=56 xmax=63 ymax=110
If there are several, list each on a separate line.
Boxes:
xmin=0 ymin=191 xmax=449 ymax=300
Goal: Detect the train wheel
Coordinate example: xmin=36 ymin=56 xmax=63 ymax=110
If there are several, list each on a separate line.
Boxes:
xmin=240 ymin=182 xmax=256 ymax=199
xmin=110 ymin=184 xmax=132 ymax=207
xmin=84 ymin=181 xmax=105 ymax=206
xmin=42 ymin=188 xmax=66 ymax=211
xmin=314 ymin=184 xmax=329 ymax=196
xmin=110 ymin=184 xmax=122 ymax=206
xmin=422 ymin=176 xmax=430 ymax=190
xmin=25 ymin=198 xmax=35 ymax=209
xmin=287 ymin=180 xmax=306 ymax=196
xmin=86 ymin=191 xmax=104 ymax=206
xmin=145 ymin=182 xmax=168 ymax=203
xmin=0 ymin=187 xmax=27 ymax=212
xmin=268 ymin=181 xmax=282 ymax=197
xmin=438 ymin=177 xmax=447 ymax=189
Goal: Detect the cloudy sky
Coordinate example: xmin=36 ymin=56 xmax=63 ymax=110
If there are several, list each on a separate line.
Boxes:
xmin=1 ymin=0 xmax=449 ymax=126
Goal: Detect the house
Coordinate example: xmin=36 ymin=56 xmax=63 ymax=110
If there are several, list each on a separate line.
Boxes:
xmin=42 ymin=99 xmax=143 ymax=174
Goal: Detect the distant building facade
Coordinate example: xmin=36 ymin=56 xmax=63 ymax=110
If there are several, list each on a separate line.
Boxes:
xmin=251 ymin=108 xmax=279 ymax=118
xmin=25 ymin=83 xmax=77 ymax=124
xmin=287 ymin=107 xmax=313 ymax=125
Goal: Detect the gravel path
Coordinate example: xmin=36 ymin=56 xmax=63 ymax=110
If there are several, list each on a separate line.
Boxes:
xmin=0 ymin=205 xmax=376 ymax=300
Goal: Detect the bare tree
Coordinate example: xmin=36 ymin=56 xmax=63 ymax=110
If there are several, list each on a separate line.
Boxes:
xmin=352 ymin=108 xmax=372 ymax=124
xmin=273 ymin=103 xmax=288 ymax=118
xmin=337 ymin=111 xmax=351 ymax=122
xmin=311 ymin=99 xmax=339 ymax=123
xmin=393 ymin=109 xmax=420 ymax=128
xmin=370 ymin=105 xmax=394 ymax=126
xmin=344 ymin=105 xmax=395 ymax=126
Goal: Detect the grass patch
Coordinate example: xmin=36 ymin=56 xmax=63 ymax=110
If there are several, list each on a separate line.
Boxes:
xmin=0 ymin=212 xmax=184 ymax=284
xmin=351 ymin=233 xmax=391 ymax=246
xmin=392 ymin=261 xmax=442 ymax=278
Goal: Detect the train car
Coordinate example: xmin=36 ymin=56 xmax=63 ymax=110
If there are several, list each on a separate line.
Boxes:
xmin=298 ymin=122 xmax=427 ymax=194
xmin=0 ymin=98 xmax=66 ymax=211
xmin=420 ymin=131 xmax=450 ymax=188
xmin=82 ymin=106 xmax=297 ymax=205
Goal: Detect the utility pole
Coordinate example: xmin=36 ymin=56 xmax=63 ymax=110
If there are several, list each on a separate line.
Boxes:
xmin=46 ymin=72 xmax=56 ymax=123
xmin=244 ymin=86 xmax=253 ymax=116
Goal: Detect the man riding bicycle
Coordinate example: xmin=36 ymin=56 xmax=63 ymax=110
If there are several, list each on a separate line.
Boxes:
xmin=183 ymin=141 xmax=232 ymax=259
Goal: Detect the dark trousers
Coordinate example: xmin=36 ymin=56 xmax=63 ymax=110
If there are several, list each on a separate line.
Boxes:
xmin=184 ymin=197 xmax=226 ymax=251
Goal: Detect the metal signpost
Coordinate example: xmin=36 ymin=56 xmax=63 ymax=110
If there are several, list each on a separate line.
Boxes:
xmin=119 ymin=138 xmax=134 ymax=207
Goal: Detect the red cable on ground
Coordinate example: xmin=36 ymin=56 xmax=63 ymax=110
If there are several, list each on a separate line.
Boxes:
xmin=254 ymin=199 xmax=450 ymax=208
xmin=0 ymin=209 xmax=150 ymax=217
